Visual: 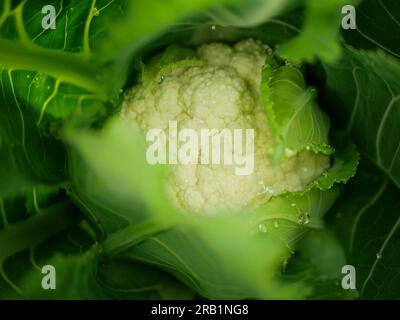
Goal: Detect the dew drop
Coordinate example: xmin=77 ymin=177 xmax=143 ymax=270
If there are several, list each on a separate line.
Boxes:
xmin=284 ymin=148 xmax=295 ymax=157
xmin=282 ymin=259 xmax=288 ymax=272
xmin=211 ymin=25 xmax=216 ymax=31
xmin=258 ymin=223 xmax=268 ymax=233
xmin=298 ymin=212 xmax=310 ymax=225
xmin=26 ymin=75 xmax=30 ymax=79
xmin=376 ymin=252 xmax=382 ymax=260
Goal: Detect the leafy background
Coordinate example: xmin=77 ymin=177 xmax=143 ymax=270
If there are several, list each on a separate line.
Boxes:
xmin=0 ymin=0 xmax=399 ymax=299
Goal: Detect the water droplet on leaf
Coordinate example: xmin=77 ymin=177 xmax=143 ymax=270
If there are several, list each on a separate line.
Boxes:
xmin=376 ymin=252 xmax=382 ymax=260
xmin=282 ymin=259 xmax=288 ymax=272
xmin=258 ymin=223 xmax=267 ymax=233
xmin=298 ymin=212 xmax=310 ymax=225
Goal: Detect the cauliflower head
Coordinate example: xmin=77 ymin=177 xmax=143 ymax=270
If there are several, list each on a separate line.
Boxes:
xmin=122 ymin=39 xmax=329 ymax=214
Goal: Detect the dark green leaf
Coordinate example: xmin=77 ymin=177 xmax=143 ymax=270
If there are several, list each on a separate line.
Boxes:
xmin=16 ymin=248 xmax=105 ymax=299
xmin=122 ymin=218 xmax=307 ymax=299
xmin=284 ymin=229 xmax=357 ymax=299
xmin=0 ymin=194 xmax=98 ymax=299
xmin=0 ymin=66 xmax=67 ymax=197
xmin=278 ymin=0 xmax=358 ymax=63
xmin=330 ymin=163 xmax=400 ymax=298
xmin=0 ymin=0 xmax=123 ymax=123
xmin=343 ymin=0 xmax=400 ymax=59
xmin=205 ymin=0 xmax=297 ymax=27
xmin=97 ymin=258 xmax=196 ymax=299
xmin=322 ymin=48 xmax=400 ymax=188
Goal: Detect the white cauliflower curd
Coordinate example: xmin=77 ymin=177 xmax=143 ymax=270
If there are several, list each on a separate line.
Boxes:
xmin=122 ymin=39 xmax=329 ymax=214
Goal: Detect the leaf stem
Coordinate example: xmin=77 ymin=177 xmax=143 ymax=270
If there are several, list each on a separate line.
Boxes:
xmin=0 ymin=39 xmax=106 ymax=97
xmin=0 ymin=200 xmax=77 ymax=262
xmin=103 ymin=218 xmax=177 ymax=258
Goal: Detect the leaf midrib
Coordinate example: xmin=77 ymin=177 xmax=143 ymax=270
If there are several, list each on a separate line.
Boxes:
xmin=0 ymin=200 xmax=76 ymax=262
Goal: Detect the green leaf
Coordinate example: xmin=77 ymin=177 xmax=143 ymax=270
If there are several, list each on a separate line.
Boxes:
xmin=121 ymin=217 xmax=307 ymax=299
xmin=342 ymin=0 xmax=400 ymax=59
xmin=0 ymin=0 xmax=124 ymax=123
xmin=254 ymin=188 xmax=339 ymax=230
xmin=0 ymin=69 xmax=67 ymax=197
xmin=145 ymin=9 xmax=302 ymax=51
xmin=95 ymin=0 xmax=236 ymax=62
xmin=97 ymin=258 xmax=196 ymax=299
xmin=24 ymin=186 xmax=60 ymax=214
xmin=297 ymin=229 xmax=346 ymax=279
xmin=65 ymin=119 xmax=175 ymax=229
xmin=251 ymin=140 xmax=358 ymax=254
xmin=261 ymin=64 xmax=333 ymax=157
xmin=330 ymin=163 xmax=400 ymax=299
xmin=284 ymin=229 xmax=357 ymax=299
xmin=287 ymin=140 xmax=359 ymax=196
xmin=0 ymin=0 xmax=125 ymax=55
xmin=0 ymin=39 xmax=104 ymax=96
xmin=278 ymin=0 xmax=359 ymax=63
xmin=205 ymin=0 xmax=297 ymax=27
xmin=322 ymin=48 xmax=400 ymax=188
xmin=0 ymin=194 xmax=97 ymax=299
xmin=15 ymin=248 xmax=105 ymax=299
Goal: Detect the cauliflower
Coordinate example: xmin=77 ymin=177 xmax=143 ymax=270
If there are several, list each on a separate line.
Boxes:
xmin=122 ymin=39 xmax=329 ymax=214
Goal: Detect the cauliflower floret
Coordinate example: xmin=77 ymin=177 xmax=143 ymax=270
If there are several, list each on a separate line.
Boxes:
xmin=122 ymin=39 xmax=329 ymax=215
